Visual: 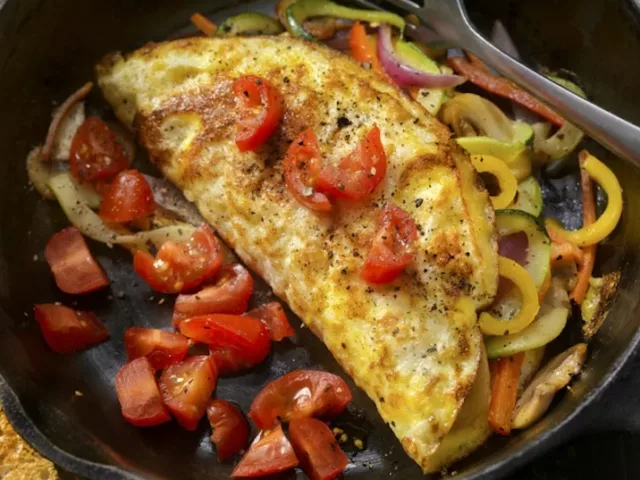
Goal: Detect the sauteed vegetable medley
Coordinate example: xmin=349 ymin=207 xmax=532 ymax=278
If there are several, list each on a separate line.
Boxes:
xmin=25 ymin=1 xmax=623 ymax=477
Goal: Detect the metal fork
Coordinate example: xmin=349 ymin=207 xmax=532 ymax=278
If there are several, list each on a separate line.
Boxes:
xmin=355 ymin=0 xmax=640 ymax=168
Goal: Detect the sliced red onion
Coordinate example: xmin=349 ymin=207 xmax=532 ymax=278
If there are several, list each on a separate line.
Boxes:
xmin=498 ymin=231 xmax=529 ymax=266
xmin=324 ymin=28 xmax=351 ymax=52
xmin=377 ymin=24 xmax=466 ymax=89
xmin=143 ymin=175 xmax=206 ymax=227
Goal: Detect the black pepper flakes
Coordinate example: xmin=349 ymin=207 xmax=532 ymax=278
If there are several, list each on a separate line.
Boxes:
xmin=415 ymin=198 xmax=424 ymax=208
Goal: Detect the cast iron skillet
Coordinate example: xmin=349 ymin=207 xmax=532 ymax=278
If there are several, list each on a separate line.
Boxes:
xmin=1 ymin=0 xmax=639 ymax=478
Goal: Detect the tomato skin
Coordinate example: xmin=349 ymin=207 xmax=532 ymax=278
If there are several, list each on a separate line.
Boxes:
xmin=245 ymin=302 xmax=294 ymax=342
xmin=316 ymin=125 xmax=387 ymax=200
xmin=115 ymin=357 xmax=171 ymax=427
xmin=249 ymin=370 xmax=352 ymax=430
xmin=209 ymin=346 xmax=253 ymax=376
xmin=124 ymin=327 xmax=189 ymax=370
xmin=283 ymin=129 xmax=332 ymax=212
xmin=231 ymin=422 xmax=298 ymax=478
xmin=159 ymin=355 xmax=218 ymax=431
xmin=99 ymin=170 xmax=155 ymax=223
xmin=133 ymin=225 xmax=222 ymax=293
xmin=289 ymin=417 xmax=349 ymax=480
xmin=179 ymin=314 xmax=272 ymax=367
xmin=233 ymin=75 xmax=284 ymax=152
xmin=360 ymin=204 xmax=419 ymax=284
xmin=44 ymin=227 xmax=109 ymax=295
xmin=206 ymin=399 xmax=250 ymax=461
xmin=69 ymin=117 xmax=129 ymax=181
xmin=34 ymin=304 xmax=109 ymax=353
xmin=173 ymin=263 xmax=254 ymax=327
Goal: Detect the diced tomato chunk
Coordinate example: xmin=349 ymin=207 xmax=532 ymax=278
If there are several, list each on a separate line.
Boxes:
xmin=99 ymin=170 xmax=155 ymax=223
xmin=179 ymin=314 xmax=272 ymax=369
xmin=206 ymin=399 xmax=250 ymax=461
xmin=173 ymin=263 xmax=254 ymax=326
xmin=360 ymin=204 xmax=418 ymax=284
xmin=231 ymin=422 xmax=298 ymax=478
xmin=249 ymin=370 xmax=352 ymax=429
xmin=44 ymin=227 xmax=109 ymax=295
xmin=289 ymin=417 xmax=349 ymax=480
xmin=124 ymin=327 xmax=189 ymax=370
xmin=233 ymin=75 xmax=284 ymax=152
xmin=245 ymin=302 xmax=294 ymax=342
xmin=69 ymin=116 xmax=130 ymax=182
xmin=115 ymin=357 xmax=171 ymax=427
xmin=133 ymin=225 xmax=222 ymax=293
xmin=34 ymin=304 xmax=109 ymax=353
xmin=159 ymin=355 xmax=217 ymax=430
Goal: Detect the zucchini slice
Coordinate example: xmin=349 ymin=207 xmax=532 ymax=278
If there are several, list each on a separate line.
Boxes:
xmin=509 ymin=177 xmax=543 ymax=217
xmin=496 ymin=209 xmax=551 ymax=289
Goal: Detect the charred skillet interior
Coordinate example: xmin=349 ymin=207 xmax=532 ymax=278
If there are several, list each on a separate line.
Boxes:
xmin=0 ymin=0 xmax=640 ymax=479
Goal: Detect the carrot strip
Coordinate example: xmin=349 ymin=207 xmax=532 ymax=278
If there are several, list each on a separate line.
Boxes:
xmin=349 ymin=22 xmax=381 ymax=73
xmin=570 ymin=151 xmax=597 ymax=303
xmin=465 ymin=51 xmax=491 ymax=73
xmin=42 ymin=82 xmax=94 ymax=161
xmin=448 ymin=56 xmax=565 ymax=127
xmin=191 ymin=13 xmax=217 ymax=37
xmin=551 ymin=241 xmax=585 ymax=268
xmin=488 ymin=352 xmax=524 ymax=436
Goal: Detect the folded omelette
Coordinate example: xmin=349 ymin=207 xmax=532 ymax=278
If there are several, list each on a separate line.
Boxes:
xmin=96 ymin=35 xmax=498 ymax=472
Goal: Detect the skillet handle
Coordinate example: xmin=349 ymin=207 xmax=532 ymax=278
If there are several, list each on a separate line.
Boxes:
xmin=573 ymin=349 xmax=640 ymax=433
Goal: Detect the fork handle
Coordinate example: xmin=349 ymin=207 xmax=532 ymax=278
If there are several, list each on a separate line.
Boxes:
xmin=450 ymin=2 xmax=640 ymax=167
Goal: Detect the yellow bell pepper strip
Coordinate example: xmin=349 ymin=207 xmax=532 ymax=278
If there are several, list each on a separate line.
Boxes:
xmin=488 ymin=352 xmax=525 ymax=436
xmin=545 ymin=151 xmax=622 ymax=247
xmin=286 ymin=0 xmax=404 ymax=41
xmin=480 ymin=256 xmax=540 ymax=336
xmin=191 ymin=13 xmax=218 ymax=36
xmin=470 ymin=154 xmax=518 ymax=209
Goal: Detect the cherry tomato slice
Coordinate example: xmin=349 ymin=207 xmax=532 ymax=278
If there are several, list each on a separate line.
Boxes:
xmin=246 ymin=302 xmax=294 ymax=342
xmin=173 ymin=263 xmax=254 ymax=327
xmin=69 ymin=116 xmax=129 ymax=181
xmin=284 ymin=129 xmax=332 ymax=212
xmin=289 ymin=417 xmax=349 ymax=480
xmin=249 ymin=370 xmax=352 ymax=429
xmin=316 ymin=125 xmax=387 ymax=200
xmin=44 ymin=227 xmax=109 ymax=295
xmin=231 ymin=422 xmax=298 ymax=478
xmin=34 ymin=304 xmax=109 ymax=354
xmin=360 ymin=204 xmax=419 ymax=284
xmin=159 ymin=355 xmax=218 ymax=431
xmin=233 ymin=75 xmax=284 ymax=152
xmin=206 ymin=399 xmax=250 ymax=461
xmin=179 ymin=314 xmax=271 ymax=367
xmin=124 ymin=327 xmax=189 ymax=370
xmin=99 ymin=170 xmax=155 ymax=223
xmin=115 ymin=357 xmax=171 ymax=427
xmin=133 ymin=225 xmax=222 ymax=294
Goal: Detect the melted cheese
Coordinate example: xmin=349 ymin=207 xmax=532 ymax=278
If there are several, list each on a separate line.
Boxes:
xmin=97 ymin=35 xmax=498 ymax=472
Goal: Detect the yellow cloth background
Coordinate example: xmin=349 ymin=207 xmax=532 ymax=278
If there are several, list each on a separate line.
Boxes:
xmin=0 ymin=406 xmax=58 ymax=479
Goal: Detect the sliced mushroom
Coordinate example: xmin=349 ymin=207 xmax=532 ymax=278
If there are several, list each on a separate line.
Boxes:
xmin=581 ymin=271 xmax=621 ymax=340
xmin=518 ymin=346 xmax=545 ymax=394
xmin=512 ymin=343 xmax=587 ymax=429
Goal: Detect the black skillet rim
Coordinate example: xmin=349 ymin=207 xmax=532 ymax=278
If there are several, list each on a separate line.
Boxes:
xmin=0 ymin=0 xmax=639 ymax=477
